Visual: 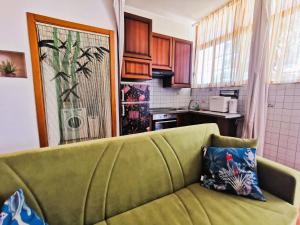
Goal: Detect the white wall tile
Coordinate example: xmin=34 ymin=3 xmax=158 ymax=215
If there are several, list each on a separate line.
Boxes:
xmin=294 ymin=88 xmax=300 ymax=96
xmin=276 ymin=95 xmax=285 ymax=102
xmin=145 ymin=79 xmax=191 ymax=108
xmin=285 ymin=88 xmax=295 ymax=96
xmin=263 ymin=83 xmax=300 ymax=170
xmin=284 ymin=96 xmax=294 ymax=102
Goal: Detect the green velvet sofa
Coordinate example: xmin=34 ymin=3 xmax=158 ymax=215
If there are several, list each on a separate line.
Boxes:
xmin=0 ymin=124 xmax=299 ymax=225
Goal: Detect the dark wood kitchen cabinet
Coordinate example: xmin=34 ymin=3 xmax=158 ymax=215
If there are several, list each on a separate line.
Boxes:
xmin=152 ymin=33 xmax=173 ymax=70
xmin=122 ymin=57 xmax=152 ymax=80
xmin=122 ymin=13 xmax=152 ymax=80
xmin=157 ymin=37 xmax=192 ymax=88
xmin=177 ymin=112 xmax=243 ymax=137
xmin=122 ymin=13 xmax=192 ymax=83
xmin=124 ymin=13 xmax=152 ymax=59
xmin=171 ymin=38 xmax=192 ymax=88
xmin=152 ymin=34 xmax=192 ymax=88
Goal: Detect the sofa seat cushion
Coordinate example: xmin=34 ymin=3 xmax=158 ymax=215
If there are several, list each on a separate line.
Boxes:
xmin=96 ymin=183 xmax=298 ymax=225
xmin=185 ymin=184 xmax=298 ymax=225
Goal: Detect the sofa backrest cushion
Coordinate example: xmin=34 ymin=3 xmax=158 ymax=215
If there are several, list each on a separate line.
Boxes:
xmin=212 ymin=134 xmax=257 ymax=148
xmin=0 ymin=124 xmax=219 ymax=225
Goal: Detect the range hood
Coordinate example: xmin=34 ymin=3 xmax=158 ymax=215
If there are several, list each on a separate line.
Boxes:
xmin=152 ymin=70 xmax=174 ymax=79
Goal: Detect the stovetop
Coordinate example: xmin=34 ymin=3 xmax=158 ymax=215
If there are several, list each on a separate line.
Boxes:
xmin=149 ymin=107 xmax=188 ymax=114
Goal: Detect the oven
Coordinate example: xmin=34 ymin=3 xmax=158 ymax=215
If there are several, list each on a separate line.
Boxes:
xmin=152 ymin=113 xmax=178 ymax=130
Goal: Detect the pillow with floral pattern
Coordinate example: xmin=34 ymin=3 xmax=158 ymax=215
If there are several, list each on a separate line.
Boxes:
xmin=0 ymin=189 xmax=47 ymax=225
xmin=201 ymin=147 xmax=266 ymax=201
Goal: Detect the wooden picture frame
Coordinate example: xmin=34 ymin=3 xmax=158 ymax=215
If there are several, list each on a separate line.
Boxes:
xmin=27 ymin=13 xmax=117 ymax=147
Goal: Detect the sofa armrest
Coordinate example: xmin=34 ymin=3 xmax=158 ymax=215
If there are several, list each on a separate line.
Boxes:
xmin=257 ymin=156 xmax=300 ymax=207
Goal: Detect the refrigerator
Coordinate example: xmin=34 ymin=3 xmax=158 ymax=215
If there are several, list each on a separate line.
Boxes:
xmin=120 ymin=82 xmax=150 ymax=135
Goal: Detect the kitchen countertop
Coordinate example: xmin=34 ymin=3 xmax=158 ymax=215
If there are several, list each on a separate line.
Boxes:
xmin=188 ymin=110 xmax=243 ymax=119
xmin=150 ymin=108 xmax=243 ymax=119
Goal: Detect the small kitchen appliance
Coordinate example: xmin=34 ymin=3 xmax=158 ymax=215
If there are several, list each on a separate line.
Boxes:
xmin=209 ymin=96 xmax=231 ymax=113
xmin=228 ymin=99 xmax=238 ymax=114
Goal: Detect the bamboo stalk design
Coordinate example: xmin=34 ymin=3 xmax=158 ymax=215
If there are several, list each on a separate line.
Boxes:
xmin=36 ymin=23 xmax=112 ymax=146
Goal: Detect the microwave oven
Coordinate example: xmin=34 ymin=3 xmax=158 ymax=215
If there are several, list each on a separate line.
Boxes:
xmin=209 ymin=96 xmax=231 ymax=113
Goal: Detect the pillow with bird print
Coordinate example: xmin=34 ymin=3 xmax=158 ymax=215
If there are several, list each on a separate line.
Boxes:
xmin=0 ymin=189 xmax=48 ymax=225
xmin=201 ymin=147 xmax=266 ymax=201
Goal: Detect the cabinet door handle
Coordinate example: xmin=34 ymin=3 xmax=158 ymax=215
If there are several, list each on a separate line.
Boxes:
xmin=121 ymin=90 xmax=125 ymax=101
xmin=122 ymin=105 xmax=125 ymax=116
xmin=155 ymin=120 xmax=177 ymax=124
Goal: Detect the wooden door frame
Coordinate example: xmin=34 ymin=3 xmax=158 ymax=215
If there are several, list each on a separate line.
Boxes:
xmin=27 ymin=12 xmax=117 ymax=147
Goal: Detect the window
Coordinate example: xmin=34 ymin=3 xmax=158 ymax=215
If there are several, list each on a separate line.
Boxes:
xmin=269 ymin=0 xmax=300 ymax=83
xmin=193 ymin=0 xmax=254 ymax=88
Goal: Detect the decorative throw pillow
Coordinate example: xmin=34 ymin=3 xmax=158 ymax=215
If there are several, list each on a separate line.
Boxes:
xmin=201 ymin=147 xmax=266 ymax=201
xmin=0 ymin=189 xmax=47 ymax=225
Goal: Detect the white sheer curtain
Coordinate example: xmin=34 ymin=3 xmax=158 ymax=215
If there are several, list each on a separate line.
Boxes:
xmin=243 ymin=0 xmax=300 ymax=155
xmin=242 ymin=0 xmax=270 ymax=155
xmin=194 ymin=0 xmax=300 ymax=155
xmin=268 ymin=0 xmax=300 ymax=84
xmin=193 ymin=0 xmax=255 ymax=88
xmin=113 ymin=0 xmax=125 ymax=78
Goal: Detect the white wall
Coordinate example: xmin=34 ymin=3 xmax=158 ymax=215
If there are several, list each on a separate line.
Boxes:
xmin=0 ymin=0 xmax=117 ymax=153
xmin=125 ymin=5 xmax=194 ymax=41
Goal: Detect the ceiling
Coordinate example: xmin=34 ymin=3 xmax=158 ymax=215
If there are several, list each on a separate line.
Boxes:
xmin=125 ymin=0 xmax=230 ymax=23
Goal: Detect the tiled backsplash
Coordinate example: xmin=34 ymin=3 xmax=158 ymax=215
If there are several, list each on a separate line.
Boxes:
xmin=145 ymin=79 xmax=191 ymax=108
xmin=191 ymin=86 xmax=247 ymax=114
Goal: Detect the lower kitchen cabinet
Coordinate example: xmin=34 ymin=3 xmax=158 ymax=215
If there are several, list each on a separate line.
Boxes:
xmin=177 ymin=112 xmax=243 ymax=137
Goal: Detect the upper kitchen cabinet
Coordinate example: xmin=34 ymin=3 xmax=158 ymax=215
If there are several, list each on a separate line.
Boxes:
xmin=171 ymin=38 xmax=192 ymax=88
xmin=152 ymin=33 xmax=173 ymax=70
xmin=122 ymin=57 xmax=152 ymax=80
xmin=124 ymin=13 xmax=152 ymax=59
xmin=157 ymin=36 xmax=193 ymax=88
xmin=122 ymin=13 xmax=152 ymax=80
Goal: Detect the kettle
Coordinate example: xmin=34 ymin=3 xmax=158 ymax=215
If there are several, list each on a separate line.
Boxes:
xmin=228 ymin=99 xmax=238 ymax=114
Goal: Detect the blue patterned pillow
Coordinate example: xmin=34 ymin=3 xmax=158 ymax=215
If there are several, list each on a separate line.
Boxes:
xmin=201 ymin=147 xmax=266 ymax=201
xmin=0 ymin=189 xmax=47 ymax=225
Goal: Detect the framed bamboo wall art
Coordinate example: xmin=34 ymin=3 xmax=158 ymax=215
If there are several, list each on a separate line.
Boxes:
xmin=27 ymin=13 xmax=116 ymax=147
